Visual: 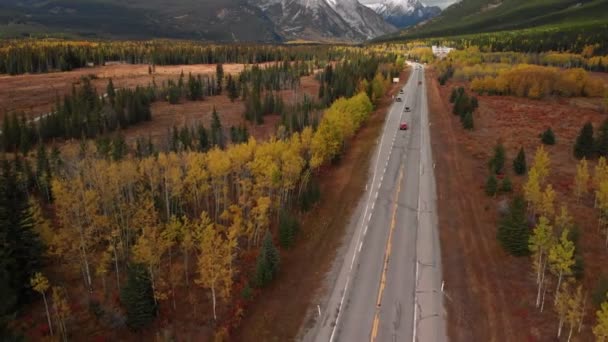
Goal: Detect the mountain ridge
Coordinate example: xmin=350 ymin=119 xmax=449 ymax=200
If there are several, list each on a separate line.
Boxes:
xmin=0 ymin=0 xmax=399 ymax=42
xmin=363 ymin=0 xmax=441 ymax=28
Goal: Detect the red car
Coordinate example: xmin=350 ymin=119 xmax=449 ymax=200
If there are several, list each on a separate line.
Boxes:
xmin=400 ymin=122 xmax=408 ymax=130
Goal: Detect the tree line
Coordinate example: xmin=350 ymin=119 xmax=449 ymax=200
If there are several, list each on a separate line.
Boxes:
xmin=0 ymin=40 xmax=359 ymax=75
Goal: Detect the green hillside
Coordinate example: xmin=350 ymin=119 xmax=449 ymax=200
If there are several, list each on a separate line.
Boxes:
xmin=381 ymin=0 xmax=608 ymax=39
xmin=0 ymin=0 xmax=281 ymax=42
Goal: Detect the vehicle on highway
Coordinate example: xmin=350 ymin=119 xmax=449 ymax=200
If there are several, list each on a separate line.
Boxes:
xmin=405 ymin=106 xmax=411 ymax=112
xmin=396 ymin=97 xmax=402 ymax=102
xmin=399 ymin=89 xmax=404 ymax=94
xmin=399 ymin=122 xmax=408 ymax=130
xmin=418 ymin=81 xmax=422 ymax=85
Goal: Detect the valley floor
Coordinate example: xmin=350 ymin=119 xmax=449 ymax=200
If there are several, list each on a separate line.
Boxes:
xmin=427 ymin=68 xmax=608 ymax=341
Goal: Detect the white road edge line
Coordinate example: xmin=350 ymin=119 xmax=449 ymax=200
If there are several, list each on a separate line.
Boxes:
xmin=328 ymin=76 xmax=400 ymax=342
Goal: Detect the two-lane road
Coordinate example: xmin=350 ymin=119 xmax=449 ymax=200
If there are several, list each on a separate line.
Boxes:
xmin=305 ymin=63 xmax=446 ymax=342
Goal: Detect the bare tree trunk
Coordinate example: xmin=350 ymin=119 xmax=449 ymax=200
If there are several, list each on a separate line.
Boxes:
xmin=540 ymin=280 xmax=548 ymax=313
xmin=149 ymin=266 xmax=157 ymax=306
xmin=555 ymin=271 xmax=563 ymax=301
xmin=211 ymin=283 xmax=217 ymax=321
xmin=113 ymin=244 xmax=121 ymax=291
xmin=184 ymin=250 xmax=189 ymax=287
xmin=567 ymin=325 xmax=573 ymax=342
xmin=578 ymin=295 xmax=587 ymax=333
xmin=558 ymin=317 xmax=564 ymax=338
xmin=42 ymin=293 xmax=54 ymax=336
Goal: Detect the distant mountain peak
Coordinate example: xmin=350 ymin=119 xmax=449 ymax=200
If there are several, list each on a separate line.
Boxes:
xmin=255 ymin=0 xmax=397 ymax=42
xmin=364 ymin=0 xmax=441 ymax=28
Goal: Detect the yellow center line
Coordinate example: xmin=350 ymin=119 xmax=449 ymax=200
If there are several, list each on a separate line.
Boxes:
xmin=370 ymin=165 xmax=405 ymax=342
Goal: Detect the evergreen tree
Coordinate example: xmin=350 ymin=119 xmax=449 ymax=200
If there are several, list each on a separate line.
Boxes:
xmin=111 ymin=133 xmax=127 ymax=161
xmin=488 ymin=143 xmax=506 ymax=174
xmin=279 ymin=210 xmax=299 ymax=249
xmin=216 ymin=63 xmax=224 ymax=94
xmin=121 ymin=263 xmax=156 ymax=331
xmin=462 ymin=111 xmax=474 ymax=130
xmin=513 ymin=147 xmax=527 ymax=175
xmin=485 ymin=174 xmax=498 ymax=196
xmin=254 ymin=230 xmax=280 ymax=288
xmin=500 ymin=176 xmax=513 ymax=193
xmin=227 ymin=75 xmax=238 ymax=102
xmin=210 ymin=107 xmax=224 ymax=148
xmin=574 ymin=122 xmax=595 ymax=159
xmin=107 ymin=78 xmax=116 ymax=106
xmin=597 ymin=119 xmax=608 ymax=157
xmin=449 ymin=88 xmax=458 ymax=103
xmin=197 ymin=124 xmax=209 ymax=152
xmin=497 ymin=195 xmax=530 ymax=256
xmin=0 ymin=161 xmax=43 ymax=326
xmin=541 ymin=127 xmax=556 ymax=145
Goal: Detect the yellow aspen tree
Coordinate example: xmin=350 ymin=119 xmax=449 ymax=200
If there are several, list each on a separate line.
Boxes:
xmin=52 ymin=177 xmax=95 ymax=292
xmin=555 ymin=205 xmax=573 ymax=232
xmin=529 ymin=216 xmax=555 ymax=309
xmin=540 ymin=185 xmax=556 ymax=218
xmin=96 ymin=248 xmax=111 ymax=297
xmin=574 ymin=158 xmax=590 ymax=202
xmin=180 ymin=216 xmax=194 ymax=288
xmin=132 ymin=200 xmax=168 ymax=305
xmin=52 ymin=286 xmax=70 ymax=342
xmin=555 ymin=281 xmax=572 ymax=339
xmin=29 ymin=198 xmax=53 ymax=249
xmin=31 ymin=272 xmax=53 ymax=336
xmin=565 ymin=285 xmax=585 ymax=342
xmin=595 ymin=157 xmax=608 ymax=197
xmin=207 ymin=147 xmax=232 ymax=220
xmin=183 ymin=152 xmax=209 ymax=216
xmin=549 ymin=228 xmax=575 ymax=297
xmin=248 ymin=196 xmax=271 ymax=247
xmin=594 ymin=296 xmax=608 ymax=341
xmin=524 ymin=167 xmax=542 ymax=213
xmin=195 ymin=224 xmax=233 ymax=321
xmin=533 ymin=145 xmax=551 ymax=185
xmin=163 ymin=215 xmax=183 ymax=310
xmin=597 ymin=180 xmax=608 ymax=235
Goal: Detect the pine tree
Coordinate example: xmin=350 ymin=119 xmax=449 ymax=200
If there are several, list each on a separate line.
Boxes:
xmin=500 ymin=176 xmax=513 ymax=193
xmin=121 ymin=263 xmax=157 ymax=330
xmin=107 ymin=78 xmax=116 ymax=106
xmin=449 ymin=88 xmax=458 ymax=103
xmin=497 ymin=195 xmax=530 ymax=256
xmin=597 ymin=119 xmax=608 ymax=157
xmin=462 ymin=111 xmax=474 ymax=130
xmin=488 ymin=143 xmax=506 ymax=174
xmin=216 ymin=63 xmax=224 ymax=94
xmin=210 ymin=107 xmax=224 ymax=148
xmin=574 ymin=122 xmax=595 ymax=159
xmin=279 ymin=210 xmax=299 ymax=249
xmin=541 ymin=127 xmax=556 ymax=145
xmin=255 ymin=230 xmax=281 ymax=288
xmin=227 ymin=75 xmax=238 ymax=102
xmin=513 ymin=147 xmax=527 ymax=175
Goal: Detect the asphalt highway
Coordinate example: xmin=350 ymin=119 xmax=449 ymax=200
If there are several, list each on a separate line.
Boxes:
xmin=305 ymin=63 xmax=446 ymax=342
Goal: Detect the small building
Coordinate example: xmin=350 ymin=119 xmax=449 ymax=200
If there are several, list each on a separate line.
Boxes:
xmin=392 ymin=77 xmax=400 ymax=83
xmin=432 ymin=46 xmax=454 ymax=59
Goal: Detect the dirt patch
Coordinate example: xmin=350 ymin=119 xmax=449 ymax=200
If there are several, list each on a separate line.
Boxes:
xmin=233 ymin=71 xmax=410 ymax=341
xmin=428 ymin=68 xmax=608 ymax=341
xmin=120 ymin=74 xmax=319 ymax=145
xmin=0 ymin=63 xmax=270 ymax=118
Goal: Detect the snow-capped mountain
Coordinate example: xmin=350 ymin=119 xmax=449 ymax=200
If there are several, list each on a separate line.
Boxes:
xmin=253 ymin=0 xmax=397 ymax=42
xmin=363 ymin=0 xmax=441 ymax=28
